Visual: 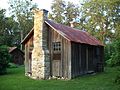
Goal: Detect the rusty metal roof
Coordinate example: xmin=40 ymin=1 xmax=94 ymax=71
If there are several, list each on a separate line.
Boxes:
xmin=21 ymin=20 xmax=103 ymax=46
xmin=45 ymin=20 xmax=103 ymax=46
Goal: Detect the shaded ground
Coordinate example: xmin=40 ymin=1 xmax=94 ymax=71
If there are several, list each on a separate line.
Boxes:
xmin=0 ymin=66 xmax=120 ymax=90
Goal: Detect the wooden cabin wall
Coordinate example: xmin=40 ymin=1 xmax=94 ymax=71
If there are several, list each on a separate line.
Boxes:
xmin=94 ymin=46 xmax=104 ymax=72
xmin=10 ymin=50 xmax=24 ymax=65
xmin=71 ymin=43 xmax=81 ymax=78
xmin=25 ymin=44 xmax=29 ymax=73
xmin=87 ymin=45 xmax=94 ymax=71
xmin=62 ymin=39 xmax=71 ymax=79
xmin=100 ymin=46 xmax=104 ymax=71
xmin=71 ymin=43 xmax=87 ymax=78
xmin=25 ymin=36 xmax=33 ymax=73
xmin=48 ymin=28 xmax=62 ymax=77
xmin=47 ymin=26 xmax=104 ymax=79
xmin=48 ymin=28 xmax=71 ymax=79
xmin=71 ymin=43 xmax=96 ymax=78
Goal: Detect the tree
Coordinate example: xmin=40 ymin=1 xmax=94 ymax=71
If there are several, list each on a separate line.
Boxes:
xmin=0 ymin=9 xmax=19 ymax=47
xmin=8 ymin=0 xmax=37 ymax=49
xmin=106 ymin=39 xmax=120 ymax=66
xmin=0 ymin=9 xmax=6 ymax=45
xmin=49 ymin=0 xmax=80 ymax=25
xmin=80 ymin=0 xmax=120 ymax=44
xmin=64 ymin=1 xmax=80 ymax=25
xmin=49 ymin=0 xmax=65 ymax=24
xmin=0 ymin=45 xmax=11 ymax=75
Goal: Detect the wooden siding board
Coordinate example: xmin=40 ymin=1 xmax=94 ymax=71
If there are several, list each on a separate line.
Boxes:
xmin=68 ymin=41 xmax=71 ymax=79
xmin=79 ymin=44 xmax=81 ymax=75
xmin=25 ymin=44 xmax=27 ymax=73
xmin=64 ymin=39 xmax=67 ymax=78
xmin=71 ymin=43 xmax=103 ymax=78
xmin=71 ymin=44 xmax=73 ymax=77
xmin=88 ymin=46 xmax=94 ymax=71
xmin=51 ymin=28 xmax=54 ymax=76
xmin=71 ymin=43 xmax=81 ymax=78
xmin=65 ymin=40 xmax=68 ymax=78
xmin=24 ymin=35 xmax=33 ymax=74
xmin=28 ymin=40 xmax=30 ymax=72
xmin=81 ymin=44 xmax=87 ymax=74
xmin=61 ymin=37 xmax=64 ymax=77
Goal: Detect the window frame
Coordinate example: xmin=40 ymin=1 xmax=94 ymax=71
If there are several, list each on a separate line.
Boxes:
xmin=52 ymin=42 xmax=61 ymax=53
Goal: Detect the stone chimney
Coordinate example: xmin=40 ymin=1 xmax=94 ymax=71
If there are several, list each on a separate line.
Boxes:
xmin=31 ymin=9 xmax=50 ymax=79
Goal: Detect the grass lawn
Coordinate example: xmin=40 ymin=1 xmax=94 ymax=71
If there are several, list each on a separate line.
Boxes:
xmin=0 ymin=67 xmax=120 ymax=90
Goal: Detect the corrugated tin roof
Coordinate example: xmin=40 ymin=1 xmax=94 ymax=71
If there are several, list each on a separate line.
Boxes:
xmin=45 ymin=20 xmax=103 ymax=46
xmin=21 ymin=20 xmax=103 ymax=46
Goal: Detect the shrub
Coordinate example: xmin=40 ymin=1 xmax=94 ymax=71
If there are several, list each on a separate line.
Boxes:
xmin=104 ymin=44 xmax=114 ymax=61
xmin=0 ymin=45 xmax=11 ymax=75
xmin=106 ymin=39 xmax=120 ymax=66
xmin=106 ymin=53 xmax=120 ymax=67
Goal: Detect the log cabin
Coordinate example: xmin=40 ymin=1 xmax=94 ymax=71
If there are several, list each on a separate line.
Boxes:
xmin=9 ymin=47 xmax=24 ymax=65
xmin=21 ymin=9 xmax=104 ymax=80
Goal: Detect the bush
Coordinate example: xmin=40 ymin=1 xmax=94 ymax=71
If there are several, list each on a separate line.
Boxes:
xmin=106 ymin=39 xmax=120 ymax=66
xmin=104 ymin=44 xmax=114 ymax=61
xmin=106 ymin=53 xmax=120 ymax=67
xmin=0 ymin=45 xmax=11 ymax=75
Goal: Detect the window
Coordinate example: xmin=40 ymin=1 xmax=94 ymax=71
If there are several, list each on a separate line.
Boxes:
xmin=53 ymin=42 xmax=61 ymax=52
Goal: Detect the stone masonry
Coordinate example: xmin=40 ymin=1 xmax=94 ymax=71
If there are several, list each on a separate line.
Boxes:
xmin=31 ymin=9 xmax=50 ymax=79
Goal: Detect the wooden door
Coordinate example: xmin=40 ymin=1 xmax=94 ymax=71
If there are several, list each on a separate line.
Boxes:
xmin=52 ymin=53 xmax=61 ymax=77
xmin=52 ymin=42 xmax=61 ymax=77
xmin=52 ymin=60 xmax=61 ymax=77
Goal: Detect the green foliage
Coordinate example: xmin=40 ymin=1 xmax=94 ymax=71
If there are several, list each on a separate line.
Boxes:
xmin=50 ymin=0 xmax=66 ymax=24
xmin=0 ymin=45 xmax=11 ymax=75
xmin=0 ymin=0 xmax=37 ymax=48
xmin=105 ymin=44 xmax=112 ymax=61
xmin=49 ymin=0 xmax=80 ymax=25
xmin=104 ymin=43 xmax=114 ymax=65
xmin=80 ymin=0 xmax=120 ymax=43
xmin=0 ymin=9 xmax=20 ymax=47
xmin=106 ymin=39 xmax=120 ymax=66
xmin=8 ymin=0 xmax=37 ymax=49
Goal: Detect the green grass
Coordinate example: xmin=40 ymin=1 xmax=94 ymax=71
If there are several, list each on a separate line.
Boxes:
xmin=0 ymin=67 xmax=120 ymax=90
